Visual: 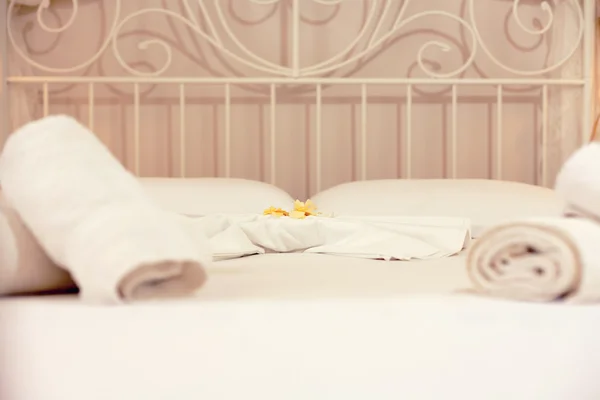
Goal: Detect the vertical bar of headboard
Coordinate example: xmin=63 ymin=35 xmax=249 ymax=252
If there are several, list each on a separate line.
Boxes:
xmin=88 ymin=83 xmax=95 ymax=131
xmin=450 ymin=85 xmax=458 ymax=179
xmin=179 ymin=83 xmax=186 ymax=178
xmin=360 ymin=83 xmax=367 ymax=181
xmin=315 ymin=83 xmax=322 ymax=194
xmin=405 ymin=84 xmax=412 ymax=179
xmin=495 ymin=85 xmax=503 ymax=180
xmin=133 ymin=83 xmax=140 ymax=175
xmin=291 ymin=0 xmax=300 ymax=77
xmin=224 ymin=83 xmax=231 ymax=178
xmin=541 ymin=84 xmax=549 ymax=187
xmin=0 ymin=0 xmax=9 ymax=146
xmin=269 ymin=83 xmax=276 ymax=185
xmin=583 ymin=0 xmax=596 ymax=144
xmin=42 ymin=82 xmax=49 ymax=116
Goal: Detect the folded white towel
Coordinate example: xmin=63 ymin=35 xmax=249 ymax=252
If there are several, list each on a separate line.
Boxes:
xmin=555 ymin=142 xmax=600 ymax=219
xmin=467 ymin=218 xmax=600 ymax=302
xmin=0 ymin=115 xmax=210 ymax=304
xmin=184 ymin=214 xmax=470 ymax=261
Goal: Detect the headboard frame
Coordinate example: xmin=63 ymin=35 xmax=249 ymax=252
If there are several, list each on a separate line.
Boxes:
xmin=0 ymin=0 xmax=596 ymax=198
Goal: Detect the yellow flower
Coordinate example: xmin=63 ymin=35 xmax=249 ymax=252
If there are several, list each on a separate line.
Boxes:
xmin=290 ymin=199 xmax=317 ymax=219
xmin=263 ymin=206 xmax=289 ymax=217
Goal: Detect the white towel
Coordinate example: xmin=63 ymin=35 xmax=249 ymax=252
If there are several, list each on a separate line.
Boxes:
xmin=0 ymin=115 xmax=210 ymax=304
xmin=467 ymin=218 xmax=600 ymax=303
xmin=185 ymin=214 xmax=470 ymax=261
xmin=555 ymin=142 xmax=600 ymax=220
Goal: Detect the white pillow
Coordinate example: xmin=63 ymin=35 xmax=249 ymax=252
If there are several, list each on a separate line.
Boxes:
xmin=139 ymin=178 xmax=295 ymax=216
xmin=311 ymin=179 xmax=563 ymax=238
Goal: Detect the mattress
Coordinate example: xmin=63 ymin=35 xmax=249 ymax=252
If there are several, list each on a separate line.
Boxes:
xmin=2 ymin=253 xmax=600 ymax=400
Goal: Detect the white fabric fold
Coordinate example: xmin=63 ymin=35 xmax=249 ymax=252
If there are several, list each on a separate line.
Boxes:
xmin=555 ymin=142 xmax=600 ymax=220
xmin=185 ymin=214 xmax=470 ymax=261
xmin=0 ymin=115 xmax=210 ymax=304
xmin=467 ymin=218 xmax=600 ymax=303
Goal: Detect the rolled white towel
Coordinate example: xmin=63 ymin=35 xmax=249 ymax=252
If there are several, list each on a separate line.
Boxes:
xmin=0 ymin=115 xmax=210 ymax=304
xmin=555 ymin=142 xmax=600 ymax=220
xmin=467 ymin=218 xmax=600 ymax=303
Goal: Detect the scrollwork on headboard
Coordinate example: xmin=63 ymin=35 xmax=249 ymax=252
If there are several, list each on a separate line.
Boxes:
xmin=5 ymin=0 xmax=586 ymax=79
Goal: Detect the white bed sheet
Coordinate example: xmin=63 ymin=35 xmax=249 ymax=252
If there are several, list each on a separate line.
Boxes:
xmin=2 ymin=253 xmax=600 ymax=400
xmin=200 ymin=253 xmax=470 ymax=300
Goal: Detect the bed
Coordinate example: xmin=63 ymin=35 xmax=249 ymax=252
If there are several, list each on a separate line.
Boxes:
xmin=3 ymin=251 xmax=600 ymax=400
xmin=3 ymin=288 xmax=600 ymax=400
xmin=1 ymin=0 xmax=599 ymax=399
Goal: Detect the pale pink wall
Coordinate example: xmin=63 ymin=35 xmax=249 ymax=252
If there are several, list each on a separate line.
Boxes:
xmin=5 ymin=0 xmax=585 ymax=199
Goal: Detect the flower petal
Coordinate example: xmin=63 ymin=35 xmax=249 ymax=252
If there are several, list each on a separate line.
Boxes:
xmin=289 ymin=210 xmax=306 ymax=219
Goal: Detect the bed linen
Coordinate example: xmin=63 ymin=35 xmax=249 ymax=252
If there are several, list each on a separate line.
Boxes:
xmin=0 ymin=115 xmax=210 ymax=303
xmin=188 ymin=214 xmax=470 ymax=262
xmin=2 ymin=253 xmax=600 ymax=400
xmin=311 ymin=179 xmax=562 ymax=238
xmin=140 ymin=177 xmax=296 ymax=215
xmin=199 ymin=253 xmax=469 ymax=299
